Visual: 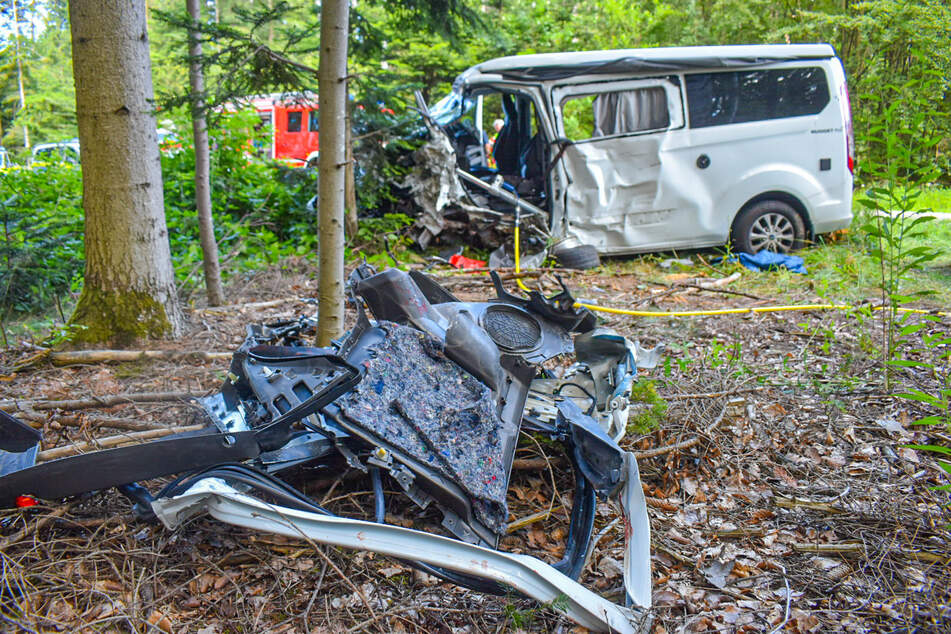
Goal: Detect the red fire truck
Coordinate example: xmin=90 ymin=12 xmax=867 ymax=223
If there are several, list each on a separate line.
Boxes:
xmin=234 ymin=92 xmax=320 ymax=167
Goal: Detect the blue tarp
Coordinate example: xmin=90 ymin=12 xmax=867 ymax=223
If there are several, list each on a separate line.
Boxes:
xmin=735 ymin=251 xmax=808 ymax=274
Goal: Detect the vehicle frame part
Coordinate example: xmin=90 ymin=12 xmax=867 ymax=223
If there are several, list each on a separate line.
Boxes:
xmin=153 ymin=476 xmax=651 ymax=633
xmin=0 ymin=265 xmax=655 ymax=633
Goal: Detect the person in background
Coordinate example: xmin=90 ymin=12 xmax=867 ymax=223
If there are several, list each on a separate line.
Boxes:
xmin=485 ymin=118 xmax=504 ymax=168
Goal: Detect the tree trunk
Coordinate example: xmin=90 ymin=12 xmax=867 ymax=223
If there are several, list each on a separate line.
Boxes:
xmin=345 ymin=110 xmax=358 ymax=239
xmin=12 ymin=0 xmax=30 ymax=149
xmin=67 ymin=0 xmax=184 ymax=344
xmin=187 ymin=0 xmax=225 ymax=307
xmin=316 ymin=0 xmax=349 ymax=346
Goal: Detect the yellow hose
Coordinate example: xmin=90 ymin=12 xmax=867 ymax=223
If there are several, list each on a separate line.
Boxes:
xmin=573 ymin=302 xmax=949 ymax=318
xmin=511 ymin=228 xmax=948 ymax=318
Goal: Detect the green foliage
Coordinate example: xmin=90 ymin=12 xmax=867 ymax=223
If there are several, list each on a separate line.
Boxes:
xmin=897 ymin=317 xmax=951 ymax=499
xmin=627 ymin=379 xmax=669 ymax=434
xmin=854 ymin=74 xmax=945 ymax=387
xmin=160 ymin=109 xmax=320 ymax=295
xmin=0 ymin=107 xmax=321 ymax=318
xmin=351 ymin=212 xmax=416 ymax=269
xmin=0 ymin=164 xmax=84 ymax=317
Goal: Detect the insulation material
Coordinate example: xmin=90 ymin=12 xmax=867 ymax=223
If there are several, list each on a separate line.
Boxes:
xmin=338 ymin=322 xmax=508 ymax=532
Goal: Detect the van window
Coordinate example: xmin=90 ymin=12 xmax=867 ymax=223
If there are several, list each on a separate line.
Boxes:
xmin=562 ymin=86 xmax=669 ymax=141
xmin=287 ymin=111 xmax=302 ymax=132
xmin=685 ymin=67 xmax=829 ymax=128
xmin=308 ymin=110 xmax=319 ymax=132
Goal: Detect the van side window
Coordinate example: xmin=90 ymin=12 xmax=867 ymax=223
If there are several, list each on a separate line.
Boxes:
xmin=287 ymin=111 xmax=302 ymax=133
xmin=308 ymin=110 xmax=319 ymax=132
xmin=685 ymin=67 xmax=829 ymax=128
xmin=561 ymin=86 xmax=669 ymax=141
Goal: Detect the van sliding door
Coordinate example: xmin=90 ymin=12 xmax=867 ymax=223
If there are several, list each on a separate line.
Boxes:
xmin=552 ymin=79 xmax=696 ymax=254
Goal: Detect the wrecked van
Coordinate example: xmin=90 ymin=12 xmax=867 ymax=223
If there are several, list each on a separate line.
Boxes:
xmin=412 ymin=44 xmax=854 ymax=263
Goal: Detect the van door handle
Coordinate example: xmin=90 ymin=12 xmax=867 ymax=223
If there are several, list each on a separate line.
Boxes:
xmin=696 ymin=154 xmax=711 ymax=169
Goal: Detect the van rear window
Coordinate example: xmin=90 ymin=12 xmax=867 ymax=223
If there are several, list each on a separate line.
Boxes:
xmin=685 ymin=67 xmax=829 ymax=128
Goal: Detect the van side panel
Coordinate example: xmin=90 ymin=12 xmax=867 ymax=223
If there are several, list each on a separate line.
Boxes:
xmin=676 ymin=61 xmax=852 ymax=240
xmin=549 ymin=59 xmax=852 ymax=254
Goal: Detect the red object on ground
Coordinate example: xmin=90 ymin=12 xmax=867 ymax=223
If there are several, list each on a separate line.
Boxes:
xmin=449 ymin=254 xmax=486 ymax=269
xmin=15 ymin=495 xmax=38 ymax=508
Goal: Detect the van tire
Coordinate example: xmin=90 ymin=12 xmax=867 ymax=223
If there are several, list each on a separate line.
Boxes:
xmin=553 ymin=244 xmax=601 ymax=270
xmin=731 ymin=200 xmax=806 ymax=254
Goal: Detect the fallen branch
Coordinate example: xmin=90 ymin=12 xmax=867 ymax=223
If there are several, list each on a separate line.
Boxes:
xmin=790 ymin=542 xmax=864 ymax=554
xmin=196 ymin=298 xmax=300 ymax=313
xmin=0 ymin=391 xmax=196 ymax=412
xmin=0 ymin=503 xmax=76 ymax=549
xmin=634 ymin=405 xmax=728 ymax=460
xmin=37 ymin=423 xmax=206 ymax=461
xmin=663 ymin=386 xmax=765 ymax=400
xmin=49 ymin=350 xmax=231 ymax=366
xmin=52 ymin=414 xmax=168 ymax=433
xmin=511 ymin=457 xmax=568 ymax=471
xmin=506 ymin=505 xmax=565 ymax=533
xmin=776 ymin=496 xmax=845 ymax=514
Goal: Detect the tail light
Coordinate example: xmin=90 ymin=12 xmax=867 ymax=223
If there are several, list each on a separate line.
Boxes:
xmin=842 ymin=82 xmax=855 ymax=173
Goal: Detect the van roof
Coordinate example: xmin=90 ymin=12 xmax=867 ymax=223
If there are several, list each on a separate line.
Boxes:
xmin=465 ymin=44 xmax=836 ymax=82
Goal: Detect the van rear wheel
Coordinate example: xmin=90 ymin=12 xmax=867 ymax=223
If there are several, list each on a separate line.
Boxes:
xmin=731 ymin=201 xmax=805 ymax=254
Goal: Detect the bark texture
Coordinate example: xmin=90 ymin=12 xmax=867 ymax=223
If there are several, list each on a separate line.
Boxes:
xmin=316 ymin=0 xmax=350 ymax=346
xmin=187 ymin=0 xmax=225 ymax=306
xmin=67 ymin=0 xmax=184 ymax=344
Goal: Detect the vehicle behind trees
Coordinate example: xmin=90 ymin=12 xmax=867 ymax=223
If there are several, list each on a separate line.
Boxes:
xmin=224 ymin=93 xmax=321 ymax=167
xmin=424 ymin=44 xmax=854 ymax=257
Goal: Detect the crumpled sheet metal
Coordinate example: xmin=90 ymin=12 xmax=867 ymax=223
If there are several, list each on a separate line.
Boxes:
xmin=401 ymin=127 xmax=466 ymax=246
xmin=337 ymin=321 xmax=508 ymax=532
xmin=153 ymin=478 xmax=652 ymax=634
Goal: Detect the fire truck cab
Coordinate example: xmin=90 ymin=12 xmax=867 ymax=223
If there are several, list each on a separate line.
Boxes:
xmin=239 ymin=92 xmax=320 ymax=167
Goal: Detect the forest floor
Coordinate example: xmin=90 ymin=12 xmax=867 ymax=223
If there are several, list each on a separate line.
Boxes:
xmin=0 ymin=257 xmax=949 ymax=633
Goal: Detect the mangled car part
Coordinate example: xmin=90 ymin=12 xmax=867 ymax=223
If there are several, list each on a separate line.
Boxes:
xmin=0 ymin=266 xmax=654 ymax=633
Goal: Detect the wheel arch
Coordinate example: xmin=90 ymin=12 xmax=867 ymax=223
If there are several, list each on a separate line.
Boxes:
xmin=732 ymin=191 xmax=813 ymax=241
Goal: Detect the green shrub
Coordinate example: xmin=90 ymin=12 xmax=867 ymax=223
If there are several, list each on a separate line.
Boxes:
xmin=0 ymin=165 xmax=85 ymax=317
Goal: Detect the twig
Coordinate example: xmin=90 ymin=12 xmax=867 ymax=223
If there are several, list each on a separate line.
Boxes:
xmin=582 ymin=517 xmax=620 ymax=573
xmin=195 ymin=298 xmax=301 ymax=313
xmin=37 ymin=424 xmax=206 ymax=461
xmin=0 ymin=504 xmax=75 ymax=549
xmin=51 ymin=413 xmax=167 ymax=433
xmin=511 ymin=457 xmax=567 ymax=471
xmin=0 ymin=391 xmax=196 ymax=412
xmin=49 ymin=350 xmax=231 ymax=366
xmin=776 ymin=497 xmax=845 ymax=514
xmin=766 ymin=564 xmax=791 ymax=634
xmin=634 ymin=405 xmax=728 ymax=459
xmin=663 ymin=386 xmax=765 ymax=400
xmin=790 ymin=542 xmax=864 ymax=554
xmin=506 ymin=505 xmax=565 ymax=533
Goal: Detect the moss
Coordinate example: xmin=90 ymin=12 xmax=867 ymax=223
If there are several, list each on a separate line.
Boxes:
xmin=626 ymin=379 xmax=669 ymax=435
xmin=68 ymin=287 xmax=174 ymax=346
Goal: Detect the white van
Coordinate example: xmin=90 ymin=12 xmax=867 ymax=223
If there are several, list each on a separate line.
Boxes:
xmin=417 ymin=44 xmax=854 ymax=262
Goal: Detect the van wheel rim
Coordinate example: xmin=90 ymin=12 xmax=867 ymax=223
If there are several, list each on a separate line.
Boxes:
xmin=749 ymin=213 xmax=795 ymax=253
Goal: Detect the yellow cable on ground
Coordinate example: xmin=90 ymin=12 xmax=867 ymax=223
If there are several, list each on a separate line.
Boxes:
xmin=511 ymin=228 xmax=949 ymax=318
xmin=573 ymin=302 xmax=950 ymax=318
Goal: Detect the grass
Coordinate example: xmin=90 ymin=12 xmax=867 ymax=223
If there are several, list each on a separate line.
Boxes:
xmin=600 ymin=200 xmax=951 ymax=310
xmin=912 ymin=187 xmax=951 ymax=213
xmin=854 ymin=186 xmax=951 ymax=214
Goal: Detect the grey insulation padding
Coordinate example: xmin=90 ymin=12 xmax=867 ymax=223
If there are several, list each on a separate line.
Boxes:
xmin=337 ymin=322 xmax=508 ymax=532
